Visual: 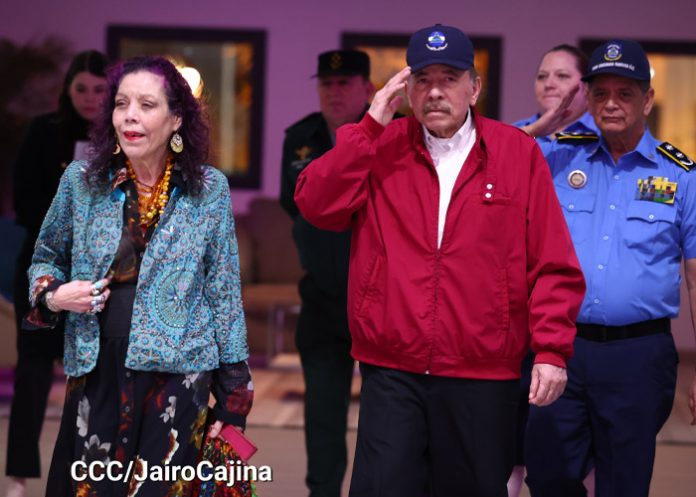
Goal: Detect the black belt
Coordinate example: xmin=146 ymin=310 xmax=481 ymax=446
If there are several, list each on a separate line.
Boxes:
xmin=576 ymin=318 xmax=670 ymax=342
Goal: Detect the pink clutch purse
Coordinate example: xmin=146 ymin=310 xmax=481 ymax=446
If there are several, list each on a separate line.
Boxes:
xmin=219 ymin=425 xmax=258 ymax=463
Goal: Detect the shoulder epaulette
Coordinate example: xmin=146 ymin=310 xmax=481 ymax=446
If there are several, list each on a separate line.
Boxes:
xmin=657 ymin=142 xmax=694 ymax=172
xmin=556 ymin=131 xmax=600 ymax=144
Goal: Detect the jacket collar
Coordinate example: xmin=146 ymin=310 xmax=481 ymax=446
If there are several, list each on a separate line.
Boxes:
xmin=409 ymin=107 xmax=496 ymax=196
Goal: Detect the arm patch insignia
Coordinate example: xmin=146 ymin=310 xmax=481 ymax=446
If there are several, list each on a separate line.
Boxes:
xmin=657 ymin=142 xmax=694 ymax=172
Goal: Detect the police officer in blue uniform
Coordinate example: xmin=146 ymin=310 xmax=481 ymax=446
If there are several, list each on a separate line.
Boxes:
xmin=280 ymin=50 xmax=374 ymax=497
xmin=525 ymin=39 xmax=696 ymax=497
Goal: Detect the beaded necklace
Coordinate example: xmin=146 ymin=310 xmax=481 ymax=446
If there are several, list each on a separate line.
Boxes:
xmin=125 ymin=155 xmax=173 ymax=228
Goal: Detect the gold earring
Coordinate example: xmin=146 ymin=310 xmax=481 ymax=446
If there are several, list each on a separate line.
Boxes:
xmin=170 ymin=132 xmax=184 ymax=153
xmin=113 ymin=141 xmax=121 ymax=155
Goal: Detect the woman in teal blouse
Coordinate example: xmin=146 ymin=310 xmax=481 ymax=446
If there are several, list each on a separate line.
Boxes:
xmin=26 ymin=56 xmax=252 ymax=497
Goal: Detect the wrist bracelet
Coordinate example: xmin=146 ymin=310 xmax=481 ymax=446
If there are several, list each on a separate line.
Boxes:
xmin=45 ymin=291 xmax=61 ymax=313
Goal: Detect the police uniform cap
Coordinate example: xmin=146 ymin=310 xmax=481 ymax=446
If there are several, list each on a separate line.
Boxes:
xmin=314 ymin=50 xmax=370 ymax=78
xmin=582 ymin=39 xmax=651 ymax=82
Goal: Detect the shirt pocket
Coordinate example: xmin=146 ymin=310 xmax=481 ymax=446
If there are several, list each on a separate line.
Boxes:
xmin=624 ymin=200 xmax=677 ymax=251
xmin=555 ymin=187 xmax=596 ymax=244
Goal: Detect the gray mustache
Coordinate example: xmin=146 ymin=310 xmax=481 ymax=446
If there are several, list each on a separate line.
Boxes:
xmin=423 ymin=104 xmax=451 ymax=114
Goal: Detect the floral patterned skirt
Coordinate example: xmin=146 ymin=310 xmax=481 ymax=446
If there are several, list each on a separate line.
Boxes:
xmin=45 ymin=335 xmax=213 ymax=497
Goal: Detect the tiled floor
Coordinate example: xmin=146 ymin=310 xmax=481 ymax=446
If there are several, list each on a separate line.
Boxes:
xmin=1 ymin=352 xmax=695 ymax=496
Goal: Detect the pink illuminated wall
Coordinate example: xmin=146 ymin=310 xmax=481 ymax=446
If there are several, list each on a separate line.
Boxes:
xmin=3 ymin=0 xmax=696 ymax=348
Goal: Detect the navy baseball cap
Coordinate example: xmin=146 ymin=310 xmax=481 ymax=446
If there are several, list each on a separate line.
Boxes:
xmin=582 ymin=40 xmax=651 ymax=82
xmin=313 ymin=50 xmax=370 ymax=78
xmin=406 ymin=24 xmax=474 ymax=72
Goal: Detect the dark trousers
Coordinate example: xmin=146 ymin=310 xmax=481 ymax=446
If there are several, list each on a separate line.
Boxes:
xmin=6 ymin=272 xmax=63 ymax=477
xmin=350 ymin=363 xmax=518 ymax=497
xmin=525 ymin=333 xmax=677 ymax=497
xmin=296 ymin=276 xmax=354 ymax=497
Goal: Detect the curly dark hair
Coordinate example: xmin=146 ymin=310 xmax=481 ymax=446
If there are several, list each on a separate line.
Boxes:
xmin=89 ymin=56 xmax=208 ymax=194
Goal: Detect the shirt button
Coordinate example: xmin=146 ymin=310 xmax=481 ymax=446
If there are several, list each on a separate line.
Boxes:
xmin=124 ymin=406 xmax=131 ymax=413
xmin=593 ymin=298 xmax=600 ymax=304
xmin=597 ymin=264 xmax=604 ymax=270
xmin=614 ymin=175 xmax=620 ymax=180
xmin=125 ymin=371 xmax=131 ymax=378
xmin=486 ymin=183 xmax=494 ymax=190
xmin=568 ymin=204 xmax=575 ymax=210
xmin=609 ymin=204 xmax=616 ymax=210
xmin=484 ymin=192 xmax=492 ymax=199
xmin=122 ymin=437 xmax=128 ymax=444
xmin=648 ymin=214 xmax=655 ymax=220
xmin=602 ymin=235 xmax=609 ymax=241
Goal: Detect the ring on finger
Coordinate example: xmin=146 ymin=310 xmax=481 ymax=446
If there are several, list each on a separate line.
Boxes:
xmin=91 ymin=286 xmax=100 ymax=296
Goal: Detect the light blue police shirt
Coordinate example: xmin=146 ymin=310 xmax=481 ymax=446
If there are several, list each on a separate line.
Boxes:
xmin=545 ymin=128 xmax=696 ymax=325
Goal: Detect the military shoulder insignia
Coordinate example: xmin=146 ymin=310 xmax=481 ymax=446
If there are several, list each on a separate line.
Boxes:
xmin=556 ymin=131 xmax=599 ymax=144
xmin=657 ymin=142 xmax=694 ymax=172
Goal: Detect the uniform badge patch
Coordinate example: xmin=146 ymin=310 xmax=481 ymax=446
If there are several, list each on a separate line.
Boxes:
xmin=636 ymin=176 xmax=677 ymax=205
xmin=657 ymin=142 xmax=694 ymax=172
xmin=567 ymin=170 xmax=588 ymax=189
xmin=295 ymin=146 xmax=312 ymax=161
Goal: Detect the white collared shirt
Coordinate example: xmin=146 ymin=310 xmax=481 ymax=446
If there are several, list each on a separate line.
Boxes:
xmin=422 ymin=111 xmax=477 ymax=248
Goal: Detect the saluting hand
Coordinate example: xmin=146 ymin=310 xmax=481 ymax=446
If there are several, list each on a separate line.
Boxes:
xmin=529 ymin=363 xmax=568 ymax=406
xmin=368 ymin=66 xmax=411 ymax=127
xmin=522 ymin=84 xmax=581 ymax=139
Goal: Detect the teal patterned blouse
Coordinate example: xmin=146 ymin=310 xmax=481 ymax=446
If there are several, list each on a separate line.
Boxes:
xmin=27 ymin=160 xmax=249 ymax=377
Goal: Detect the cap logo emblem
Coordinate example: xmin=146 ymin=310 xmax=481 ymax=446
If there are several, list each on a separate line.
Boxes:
xmin=330 ymin=52 xmax=342 ymax=70
xmin=604 ymin=43 xmax=622 ymax=62
xmin=426 ymin=31 xmax=448 ymax=51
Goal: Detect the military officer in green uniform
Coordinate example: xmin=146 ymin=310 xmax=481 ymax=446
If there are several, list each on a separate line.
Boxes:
xmin=279 ymin=50 xmax=374 ymax=497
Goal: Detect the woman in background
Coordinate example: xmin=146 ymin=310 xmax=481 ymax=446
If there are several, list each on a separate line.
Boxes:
xmin=6 ymin=50 xmax=109 ymax=497
xmin=514 ymin=44 xmax=597 ymax=145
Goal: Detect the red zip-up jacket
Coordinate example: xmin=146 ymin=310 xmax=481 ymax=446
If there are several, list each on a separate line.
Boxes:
xmin=295 ymin=111 xmax=584 ymax=379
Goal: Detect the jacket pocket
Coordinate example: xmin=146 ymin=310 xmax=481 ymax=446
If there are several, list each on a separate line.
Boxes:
xmin=556 ymin=187 xmax=596 ymax=244
xmin=355 ymin=252 xmax=384 ymax=318
xmin=624 ymin=200 xmax=676 ymax=249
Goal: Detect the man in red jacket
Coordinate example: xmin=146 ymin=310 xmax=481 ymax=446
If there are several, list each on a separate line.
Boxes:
xmin=295 ymin=24 xmax=585 ymax=497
